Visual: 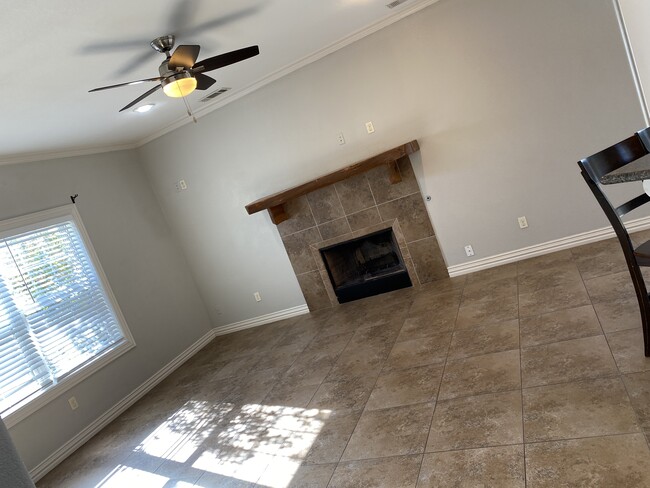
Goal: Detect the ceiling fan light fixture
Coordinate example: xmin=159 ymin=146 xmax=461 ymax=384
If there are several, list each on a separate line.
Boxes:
xmin=162 ymin=72 xmax=197 ymax=98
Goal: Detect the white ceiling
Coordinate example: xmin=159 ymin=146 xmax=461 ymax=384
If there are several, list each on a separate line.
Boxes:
xmin=3 ymin=0 xmax=437 ymax=163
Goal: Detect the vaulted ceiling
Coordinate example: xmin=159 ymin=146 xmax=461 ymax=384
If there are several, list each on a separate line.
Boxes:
xmin=3 ymin=0 xmax=437 ymax=163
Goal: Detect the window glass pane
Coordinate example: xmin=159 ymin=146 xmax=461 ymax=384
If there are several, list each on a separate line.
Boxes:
xmin=0 ymin=273 xmax=52 ymax=413
xmin=0 ymin=216 xmax=126 ymax=416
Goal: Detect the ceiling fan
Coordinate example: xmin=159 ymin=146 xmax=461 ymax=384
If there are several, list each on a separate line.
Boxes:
xmin=89 ymin=35 xmax=259 ymax=112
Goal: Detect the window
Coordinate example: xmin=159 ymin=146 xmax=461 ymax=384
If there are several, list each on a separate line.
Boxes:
xmin=0 ymin=205 xmax=134 ymax=426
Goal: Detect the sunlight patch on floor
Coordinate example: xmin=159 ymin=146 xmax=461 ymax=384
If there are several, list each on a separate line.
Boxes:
xmin=93 ymin=401 xmax=331 ymax=488
xmin=136 ymin=400 xmax=231 ymax=463
xmin=97 ymin=466 xmax=172 ymax=487
xmin=193 ymin=404 xmax=331 ymax=487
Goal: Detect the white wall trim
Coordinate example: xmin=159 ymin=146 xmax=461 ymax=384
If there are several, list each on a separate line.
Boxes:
xmin=613 ymin=0 xmax=650 ymax=125
xmin=0 ymin=0 xmax=441 ymax=166
xmin=28 ymin=304 xmax=309 ymax=481
xmin=29 ymin=328 xmax=216 ymax=482
xmin=448 ymin=216 xmax=650 ymax=277
xmin=0 ymin=143 xmax=139 ymax=166
xmin=214 ymin=305 xmax=310 ymax=337
xmin=137 ymin=0 xmax=441 ymax=148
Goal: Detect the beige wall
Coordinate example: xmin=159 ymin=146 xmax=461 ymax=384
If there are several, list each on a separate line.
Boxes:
xmin=618 ymin=0 xmax=650 ymax=124
xmin=2 ymin=151 xmax=212 ymax=471
xmin=139 ymin=0 xmax=645 ymax=325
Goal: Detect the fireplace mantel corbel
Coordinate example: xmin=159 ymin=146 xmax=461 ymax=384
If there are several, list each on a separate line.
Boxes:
xmin=244 ymin=140 xmax=420 ymax=225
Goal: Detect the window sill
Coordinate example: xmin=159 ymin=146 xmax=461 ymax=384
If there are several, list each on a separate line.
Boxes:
xmin=2 ymin=339 xmax=135 ymax=429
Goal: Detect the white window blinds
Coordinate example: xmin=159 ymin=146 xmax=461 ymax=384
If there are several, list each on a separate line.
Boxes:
xmin=0 ymin=211 xmax=130 ymax=418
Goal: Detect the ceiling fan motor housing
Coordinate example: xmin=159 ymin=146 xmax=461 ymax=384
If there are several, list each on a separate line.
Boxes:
xmin=89 ymin=36 xmax=259 ymax=110
xmin=150 ymin=35 xmax=175 ymax=54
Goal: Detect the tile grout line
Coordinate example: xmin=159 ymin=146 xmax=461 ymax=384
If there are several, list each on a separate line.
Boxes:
xmin=523 ymin=430 xmax=647 ymax=447
xmin=314 ymin=314 xmax=373 ymax=488
xmin=366 ymin=174 xmax=379 ymax=209
xmin=281 ymin=187 xmax=424 ymax=240
xmin=519 ymin=372 xmax=622 ymax=393
xmin=585 ymin=249 xmax=650 ymax=453
xmin=414 ymin=284 xmax=464 ymax=485
xmin=306 ymin=197 xmax=325 ymax=242
xmin=258 ymin=323 xmax=322 ymax=407
xmin=44 ymin=237 xmax=650 ymax=487
xmin=516 ymin=260 xmax=528 ymax=488
xmin=328 ymin=305 xmax=410 ymax=468
xmin=331 ymin=183 xmax=353 ymax=236
xmin=324 ymin=298 xmax=415 ymax=486
xmin=521 ymin=330 xmax=613 ymax=350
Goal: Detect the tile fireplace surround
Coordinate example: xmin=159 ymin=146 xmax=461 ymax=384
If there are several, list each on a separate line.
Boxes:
xmin=277 ymin=157 xmax=447 ymax=310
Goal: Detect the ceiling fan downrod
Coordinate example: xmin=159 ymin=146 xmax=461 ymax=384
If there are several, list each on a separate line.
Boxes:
xmin=150 ymin=35 xmax=175 ymax=56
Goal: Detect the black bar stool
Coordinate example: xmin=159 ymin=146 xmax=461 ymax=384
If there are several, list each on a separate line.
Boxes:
xmin=578 ymin=133 xmax=650 ymax=356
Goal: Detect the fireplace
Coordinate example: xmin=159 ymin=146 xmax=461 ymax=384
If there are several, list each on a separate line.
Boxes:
xmin=319 ymin=228 xmax=412 ymax=303
xmin=248 ymin=142 xmax=449 ymax=310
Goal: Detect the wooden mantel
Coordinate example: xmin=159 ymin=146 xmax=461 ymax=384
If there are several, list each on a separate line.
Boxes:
xmin=245 ymin=140 xmax=420 ymax=225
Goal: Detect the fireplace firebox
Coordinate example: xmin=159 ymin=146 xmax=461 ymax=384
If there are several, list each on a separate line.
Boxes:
xmin=319 ymin=229 xmax=412 ymax=304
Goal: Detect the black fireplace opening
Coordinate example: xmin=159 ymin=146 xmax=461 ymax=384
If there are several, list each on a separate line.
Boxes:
xmin=320 ymin=228 xmax=412 ymax=304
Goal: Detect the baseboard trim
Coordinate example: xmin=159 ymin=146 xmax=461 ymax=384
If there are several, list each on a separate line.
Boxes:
xmin=29 ymin=304 xmax=311 ymax=481
xmin=29 ymin=328 xmax=217 ymax=482
xmin=447 ymin=216 xmax=650 ymax=277
xmin=214 ymin=304 xmax=310 ymax=337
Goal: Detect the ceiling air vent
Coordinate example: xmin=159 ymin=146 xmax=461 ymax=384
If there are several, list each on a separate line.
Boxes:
xmin=200 ymin=87 xmax=231 ymax=102
xmin=386 ymin=0 xmax=409 ymax=8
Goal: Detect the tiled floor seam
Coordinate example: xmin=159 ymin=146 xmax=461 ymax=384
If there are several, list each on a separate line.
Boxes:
xmin=521 ymin=372 xmax=621 ymax=391
xmin=425 ymin=441 xmax=526 ymax=454
xmin=618 ymin=364 xmax=650 ymax=452
xmin=329 ymin=451 xmax=425 ymax=464
xmin=516 ymin=260 xmax=527 ymax=488
xmin=438 ymin=386 xmax=524 ymax=403
xmin=325 ymin=311 xmax=412 ymax=487
xmin=522 ymin=431 xmax=646 ymax=446
xmin=575 ymin=262 xmax=650 ymax=452
xmin=39 ymin=241 xmax=650 ymax=487
xmin=520 ymin=331 xmax=612 ymax=349
xmin=447 ymin=345 xmax=521 ymax=362
xmin=415 ymin=288 xmax=464 ymax=485
xmin=521 ymin=330 xmax=609 ymax=349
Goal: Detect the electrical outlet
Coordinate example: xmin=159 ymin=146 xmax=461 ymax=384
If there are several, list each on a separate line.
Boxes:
xmin=175 ymin=179 xmax=188 ymax=192
xmin=365 ymin=121 xmax=375 ymax=134
xmin=464 ymin=245 xmax=475 ymax=257
xmin=254 ymin=292 xmax=262 ymax=302
xmin=518 ymin=216 xmax=528 ymax=229
xmin=68 ymin=396 xmax=79 ymax=410
xmin=337 ymin=132 xmax=346 ymax=145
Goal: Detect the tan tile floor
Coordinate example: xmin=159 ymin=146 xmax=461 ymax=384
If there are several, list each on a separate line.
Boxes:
xmin=37 ymin=236 xmax=650 ymax=487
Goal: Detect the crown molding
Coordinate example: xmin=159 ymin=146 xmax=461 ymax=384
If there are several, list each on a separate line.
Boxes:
xmin=137 ymin=0 xmax=441 ymax=147
xmin=0 ymin=142 xmax=139 ymax=166
xmin=1 ymin=0 xmax=440 ymax=165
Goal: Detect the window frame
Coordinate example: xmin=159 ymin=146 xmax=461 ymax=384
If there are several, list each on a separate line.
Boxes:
xmin=1 ymin=204 xmax=135 ymax=428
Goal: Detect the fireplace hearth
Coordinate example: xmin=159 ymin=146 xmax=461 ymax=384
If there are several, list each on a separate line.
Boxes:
xmin=320 ymin=229 xmax=412 ymax=303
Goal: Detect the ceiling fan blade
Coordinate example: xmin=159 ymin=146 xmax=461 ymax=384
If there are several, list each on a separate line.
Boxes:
xmin=89 ymin=77 xmax=163 ymax=92
xmin=119 ymin=85 xmax=162 ymax=112
xmin=195 ymin=73 xmax=217 ymax=90
xmin=169 ymin=45 xmax=200 ymax=70
xmin=193 ymin=45 xmax=259 ymax=73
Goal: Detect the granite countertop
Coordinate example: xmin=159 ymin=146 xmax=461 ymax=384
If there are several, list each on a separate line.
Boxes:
xmin=600 ymin=152 xmax=650 ymax=184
